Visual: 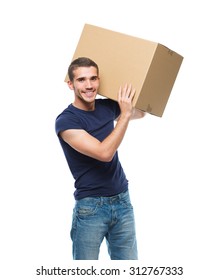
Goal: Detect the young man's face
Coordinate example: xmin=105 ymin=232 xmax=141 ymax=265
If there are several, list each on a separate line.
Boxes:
xmin=69 ymin=66 xmax=100 ymax=105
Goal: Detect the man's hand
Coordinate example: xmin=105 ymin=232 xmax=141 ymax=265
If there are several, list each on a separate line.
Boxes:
xmin=117 ymin=84 xmax=146 ymax=120
xmin=118 ymin=84 xmax=136 ymax=119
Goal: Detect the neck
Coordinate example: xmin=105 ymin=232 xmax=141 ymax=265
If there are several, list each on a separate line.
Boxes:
xmin=73 ymin=100 xmax=95 ymax=111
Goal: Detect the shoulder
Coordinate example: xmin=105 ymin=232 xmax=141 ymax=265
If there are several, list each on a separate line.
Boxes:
xmin=96 ymin=98 xmax=120 ymax=117
xmin=56 ymin=104 xmax=79 ymax=124
xmin=96 ymin=98 xmax=117 ymax=106
xmin=55 ymin=104 xmax=82 ymax=135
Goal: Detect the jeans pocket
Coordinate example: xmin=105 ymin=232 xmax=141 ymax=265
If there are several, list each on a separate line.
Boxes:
xmin=77 ymin=206 xmax=97 ymax=216
xmin=120 ymin=193 xmax=133 ymax=209
xmin=75 ymin=199 xmax=100 ymax=217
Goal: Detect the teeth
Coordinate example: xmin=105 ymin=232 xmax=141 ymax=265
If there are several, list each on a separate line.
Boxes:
xmin=86 ymin=92 xmax=93 ymax=97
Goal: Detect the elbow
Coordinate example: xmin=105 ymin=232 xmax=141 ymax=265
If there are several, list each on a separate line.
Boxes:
xmin=140 ymin=111 xmax=146 ymax=118
xmin=98 ymin=151 xmax=114 ymax=162
xmin=142 ymin=112 xmax=147 ymax=117
xmin=131 ymin=109 xmax=146 ymax=120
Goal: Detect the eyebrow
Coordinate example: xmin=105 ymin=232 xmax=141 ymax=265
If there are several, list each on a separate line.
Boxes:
xmin=76 ymin=75 xmax=98 ymax=81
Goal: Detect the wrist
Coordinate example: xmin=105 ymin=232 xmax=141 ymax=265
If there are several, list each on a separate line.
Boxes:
xmin=119 ymin=112 xmax=132 ymax=122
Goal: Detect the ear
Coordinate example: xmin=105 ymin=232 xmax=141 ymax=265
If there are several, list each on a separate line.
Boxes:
xmin=67 ymin=80 xmax=74 ymax=90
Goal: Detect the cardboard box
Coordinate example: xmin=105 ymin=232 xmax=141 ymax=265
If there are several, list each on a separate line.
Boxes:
xmin=65 ymin=24 xmax=183 ymax=117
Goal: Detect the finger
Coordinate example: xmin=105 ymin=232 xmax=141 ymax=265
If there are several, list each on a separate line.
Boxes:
xmin=119 ymin=84 xmax=127 ymax=101
xmin=126 ymin=84 xmax=132 ymax=97
xmin=118 ymin=86 xmax=122 ymax=102
xmin=129 ymin=87 xmax=136 ymax=101
xmin=123 ymin=83 xmax=128 ymax=92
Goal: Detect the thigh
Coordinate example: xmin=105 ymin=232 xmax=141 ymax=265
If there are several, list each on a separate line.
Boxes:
xmin=107 ymin=192 xmax=138 ymax=260
xmin=71 ymin=197 xmax=108 ymax=260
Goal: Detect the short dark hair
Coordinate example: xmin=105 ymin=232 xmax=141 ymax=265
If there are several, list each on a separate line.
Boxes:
xmin=68 ymin=57 xmax=99 ymax=81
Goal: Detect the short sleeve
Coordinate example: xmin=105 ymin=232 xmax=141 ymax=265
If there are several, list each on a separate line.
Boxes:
xmin=55 ymin=111 xmax=82 ymax=136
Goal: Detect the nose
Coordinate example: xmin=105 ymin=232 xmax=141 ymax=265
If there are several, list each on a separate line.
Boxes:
xmin=85 ymin=79 xmax=92 ymax=88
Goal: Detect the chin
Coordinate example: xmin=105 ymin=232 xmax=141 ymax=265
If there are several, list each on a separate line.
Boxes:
xmin=84 ymin=95 xmax=96 ymax=102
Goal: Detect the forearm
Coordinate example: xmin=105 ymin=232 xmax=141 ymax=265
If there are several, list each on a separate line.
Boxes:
xmin=99 ymin=84 xmax=135 ymax=161
xmin=100 ymin=108 xmax=146 ymax=161
xmin=100 ymin=113 xmax=131 ymax=162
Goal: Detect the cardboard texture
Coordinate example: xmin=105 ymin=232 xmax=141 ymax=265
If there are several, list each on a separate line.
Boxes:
xmin=65 ymin=24 xmax=183 ymax=117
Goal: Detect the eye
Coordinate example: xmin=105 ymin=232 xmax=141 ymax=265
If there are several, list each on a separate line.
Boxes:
xmin=77 ymin=77 xmax=85 ymax=82
xmin=91 ymin=76 xmax=98 ymax=81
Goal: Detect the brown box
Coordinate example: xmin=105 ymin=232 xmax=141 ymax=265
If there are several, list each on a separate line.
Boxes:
xmin=65 ymin=24 xmax=183 ymax=117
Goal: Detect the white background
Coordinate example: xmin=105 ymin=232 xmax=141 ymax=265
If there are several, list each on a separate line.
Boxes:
xmin=0 ymin=0 xmax=217 ymax=279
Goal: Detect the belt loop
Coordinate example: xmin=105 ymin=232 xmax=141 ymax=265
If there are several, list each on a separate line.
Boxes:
xmin=100 ymin=197 xmax=103 ymax=206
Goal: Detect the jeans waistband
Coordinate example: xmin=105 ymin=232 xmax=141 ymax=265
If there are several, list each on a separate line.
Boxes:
xmin=77 ymin=189 xmax=128 ymax=204
xmin=100 ymin=190 xmax=128 ymax=203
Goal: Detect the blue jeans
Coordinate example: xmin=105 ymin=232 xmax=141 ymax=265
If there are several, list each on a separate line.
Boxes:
xmin=71 ymin=190 xmax=138 ymax=260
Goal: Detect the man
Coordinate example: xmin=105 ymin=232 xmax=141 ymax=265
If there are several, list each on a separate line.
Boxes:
xmin=55 ymin=57 xmax=145 ymax=260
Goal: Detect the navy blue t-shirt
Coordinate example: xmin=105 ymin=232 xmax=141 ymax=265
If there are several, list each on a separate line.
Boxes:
xmin=55 ymin=98 xmax=128 ymax=200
